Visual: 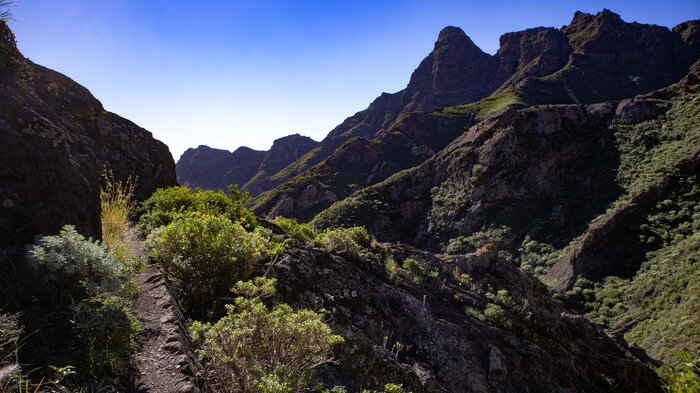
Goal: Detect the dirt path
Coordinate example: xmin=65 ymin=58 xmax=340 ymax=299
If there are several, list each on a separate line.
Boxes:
xmin=127 ymin=264 xmax=202 ymax=393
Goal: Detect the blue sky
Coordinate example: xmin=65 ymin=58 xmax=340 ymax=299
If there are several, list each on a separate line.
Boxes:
xmin=8 ymin=0 xmax=699 ymax=160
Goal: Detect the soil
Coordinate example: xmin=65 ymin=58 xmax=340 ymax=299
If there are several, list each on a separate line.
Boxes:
xmin=125 ymin=264 xmax=201 ymax=393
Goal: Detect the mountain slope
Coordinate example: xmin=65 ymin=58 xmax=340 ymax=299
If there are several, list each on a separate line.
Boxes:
xmin=312 ymin=61 xmax=700 ymax=362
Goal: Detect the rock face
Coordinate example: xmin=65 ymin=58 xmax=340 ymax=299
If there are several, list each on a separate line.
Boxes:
xmin=176 ymin=133 xmax=317 ymax=195
xmin=270 ymin=243 xmax=661 ymax=392
xmin=0 ymin=21 xmax=177 ymax=247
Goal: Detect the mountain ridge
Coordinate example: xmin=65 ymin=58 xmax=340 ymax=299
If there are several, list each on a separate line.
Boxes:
xmin=178 ymin=10 xmax=699 ymax=224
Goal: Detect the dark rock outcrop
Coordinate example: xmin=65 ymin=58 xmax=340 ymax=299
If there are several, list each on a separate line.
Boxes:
xmin=270 ymin=244 xmax=661 ymax=392
xmin=0 ymin=21 xmax=176 ymax=248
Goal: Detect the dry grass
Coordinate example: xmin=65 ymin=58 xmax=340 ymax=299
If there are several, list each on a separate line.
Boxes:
xmin=100 ymin=171 xmax=144 ymax=272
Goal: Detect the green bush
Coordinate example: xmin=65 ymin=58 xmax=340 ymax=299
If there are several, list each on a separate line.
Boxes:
xmin=148 ymin=213 xmax=279 ymax=314
xmin=445 ymin=225 xmax=512 ymax=255
xmin=402 ymin=258 xmax=425 ymax=284
xmin=139 ymin=185 xmax=257 ymax=234
xmin=27 ymin=225 xmax=126 ymax=307
xmin=68 ymin=294 xmax=140 ymax=378
xmin=24 ymin=226 xmax=140 ymax=382
xmin=484 ymin=303 xmax=510 ymax=329
xmin=272 ymin=216 xmax=317 ymax=242
xmin=190 ymin=278 xmax=344 ymax=393
xmin=361 ymin=384 xmax=412 ymax=393
xmin=660 ymin=351 xmax=700 ymax=393
xmin=314 ymin=226 xmax=371 ymax=254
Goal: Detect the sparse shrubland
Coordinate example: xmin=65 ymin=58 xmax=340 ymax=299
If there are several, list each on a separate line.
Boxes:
xmin=190 ymin=277 xmax=343 ymax=393
xmin=141 ymin=187 xmax=345 ymax=391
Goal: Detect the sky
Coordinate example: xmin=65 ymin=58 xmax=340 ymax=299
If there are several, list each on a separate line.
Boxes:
xmin=7 ymin=1 xmax=700 ymax=161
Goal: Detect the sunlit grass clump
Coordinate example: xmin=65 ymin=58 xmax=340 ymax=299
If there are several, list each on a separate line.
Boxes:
xmin=100 ymin=171 xmax=143 ymax=270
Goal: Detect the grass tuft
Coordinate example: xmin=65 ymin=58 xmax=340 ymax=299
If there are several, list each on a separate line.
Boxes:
xmin=100 ymin=170 xmax=143 ymax=271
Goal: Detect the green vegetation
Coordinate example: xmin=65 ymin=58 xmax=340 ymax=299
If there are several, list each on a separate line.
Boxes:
xmin=660 ymin=351 xmax=700 ymax=393
xmin=484 ymin=303 xmax=510 ymax=329
xmin=360 ymin=383 xmax=411 ymax=393
xmin=312 ymin=226 xmax=371 ymax=254
xmin=558 ymin=92 xmax=700 ymax=362
xmin=441 ymin=89 xmax=526 ymax=120
xmin=190 ymin=278 xmax=343 ymax=393
xmin=141 ymin=187 xmax=345 ymax=391
xmin=272 ymin=216 xmax=317 ymax=242
xmin=27 ymin=225 xmax=128 ymax=308
xmin=68 ymin=294 xmax=140 ymax=378
xmin=445 ymin=225 xmax=512 ymax=255
xmin=24 ymin=225 xmax=140 ymax=383
xmin=149 ymin=212 xmax=279 ymax=315
xmin=140 ymin=185 xmax=257 ymax=234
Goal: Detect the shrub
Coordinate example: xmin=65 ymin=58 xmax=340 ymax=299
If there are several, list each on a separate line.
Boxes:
xmin=27 ymin=225 xmax=125 ymax=307
xmin=484 ymin=303 xmax=510 ymax=329
xmin=402 ymin=258 xmax=425 ymax=284
xmin=272 ymin=216 xmax=316 ymax=242
xmin=148 ymin=213 xmax=278 ymax=314
xmin=361 ymin=383 xmax=412 ymax=393
xmin=660 ymin=351 xmax=700 ymax=393
xmin=190 ymin=278 xmax=344 ymax=393
xmin=139 ymin=185 xmax=257 ymax=234
xmin=24 ymin=226 xmax=140 ymax=382
xmin=445 ymin=225 xmax=512 ymax=255
xmin=496 ymin=289 xmax=512 ymax=308
xmin=314 ymin=226 xmax=371 ymax=254
xmin=68 ymin=294 xmax=140 ymax=378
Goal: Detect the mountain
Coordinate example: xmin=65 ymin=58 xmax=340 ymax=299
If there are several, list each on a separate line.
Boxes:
xmin=178 ymin=10 xmax=699 ymax=225
xmin=0 ymin=20 xmax=177 ymax=248
xmin=312 ymin=56 xmax=700 ymax=362
xmin=176 ymin=133 xmax=317 ymax=193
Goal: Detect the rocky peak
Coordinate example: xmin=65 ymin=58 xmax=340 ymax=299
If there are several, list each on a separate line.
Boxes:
xmin=495 ymin=27 xmax=572 ymax=88
xmin=0 ymin=20 xmax=19 ymax=70
xmin=259 ymin=133 xmax=318 ymax=174
xmin=406 ymin=26 xmax=494 ymax=110
xmin=674 ymin=19 xmax=700 ymax=52
xmin=179 ymin=145 xmax=235 ymax=165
